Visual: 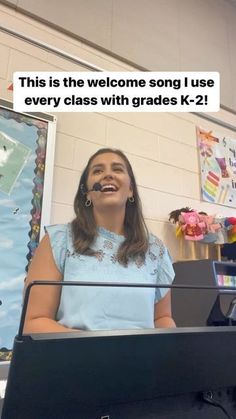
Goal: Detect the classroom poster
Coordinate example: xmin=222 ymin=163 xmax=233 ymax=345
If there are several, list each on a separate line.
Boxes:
xmin=197 ymin=126 xmax=236 ymax=208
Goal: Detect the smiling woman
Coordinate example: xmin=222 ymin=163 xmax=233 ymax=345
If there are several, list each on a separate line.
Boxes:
xmin=24 ymin=148 xmax=176 ymax=334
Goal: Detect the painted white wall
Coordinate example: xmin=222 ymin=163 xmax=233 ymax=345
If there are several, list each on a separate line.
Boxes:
xmin=0 ymin=3 xmax=235 ymax=262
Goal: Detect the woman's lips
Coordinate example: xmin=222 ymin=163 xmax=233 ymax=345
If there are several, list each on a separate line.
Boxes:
xmin=101 ymin=184 xmax=118 ymax=192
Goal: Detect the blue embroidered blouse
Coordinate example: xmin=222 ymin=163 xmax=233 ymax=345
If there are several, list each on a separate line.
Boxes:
xmin=45 ymin=224 xmax=175 ymax=331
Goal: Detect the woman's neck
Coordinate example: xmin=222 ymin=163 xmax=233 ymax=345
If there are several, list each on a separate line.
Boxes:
xmin=93 ymin=208 xmax=125 ymax=236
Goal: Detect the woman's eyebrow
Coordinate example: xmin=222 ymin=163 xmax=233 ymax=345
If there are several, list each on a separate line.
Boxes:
xmin=112 ymin=162 xmax=125 ymax=168
xmin=90 ymin=163 xmax=104 ymax=170
xmin=90 ymin=162 xmax=125 ymax=170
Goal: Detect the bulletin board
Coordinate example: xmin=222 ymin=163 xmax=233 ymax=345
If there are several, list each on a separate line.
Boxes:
xmin=197 ymin=126 xmax=236 ymax=208
xmin=0 ymin=99 xmax=56 ymax=353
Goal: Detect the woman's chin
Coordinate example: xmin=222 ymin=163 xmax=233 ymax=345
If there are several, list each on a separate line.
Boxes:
xmin=94 ymin=198 xmax=127 ymax=211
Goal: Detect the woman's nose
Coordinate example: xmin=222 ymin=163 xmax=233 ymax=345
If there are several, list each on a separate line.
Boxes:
xmin=103 ymin=170 xmax=113 ymax=180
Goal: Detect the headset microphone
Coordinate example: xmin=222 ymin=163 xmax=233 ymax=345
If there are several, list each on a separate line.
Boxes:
xmin=81 ymin=182 xmax=102 ymax=195
xmin=91 ymin=182 xmax=102 ymax=192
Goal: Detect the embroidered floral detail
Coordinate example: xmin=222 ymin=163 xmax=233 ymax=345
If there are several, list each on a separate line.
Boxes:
xmin=151 ymin=236 xmax=165 ymax=259
xmin=94 ymin=249 xmax=105 ymax=262
xmin=158 ymin=245 xmax=165 ymax=258
xmin=134 ymin=255 xmax=145 ymax=269
xmin=151 ymin=268 xmax=158 ymax=276
xmin=110 ymin=254 xmax=118 ymax=264
xmin=148 ymin=251 xmax=157 ymax=261
xmin=103 ymin=240 xmax=113 ymax=249
xmin=66 ymin=249 xmax=75 ymax=258
xmin=154 ymin=236 xmax=163 ymax=246
xmin=66 ymin=249 xmax=82 ymax=259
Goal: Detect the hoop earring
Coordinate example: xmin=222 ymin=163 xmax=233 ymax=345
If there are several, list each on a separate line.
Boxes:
xmin=85 ymin=198 xmax=92 ymax=207
xmin=128 ymin=196 xmax=135 ymax=203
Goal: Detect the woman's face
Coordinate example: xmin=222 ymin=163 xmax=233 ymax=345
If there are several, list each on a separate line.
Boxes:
xmin=86 ymin=152 xmax=133 ymax=211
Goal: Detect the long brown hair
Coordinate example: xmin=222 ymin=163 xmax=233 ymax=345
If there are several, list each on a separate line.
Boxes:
xmin=71 ymin=148 xmax=149 ymax=266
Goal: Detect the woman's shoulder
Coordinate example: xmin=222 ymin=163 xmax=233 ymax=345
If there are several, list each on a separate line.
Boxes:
xmin=148 ymin=232 xmax=166 ymax=248
xmin=44 ymin=223 xmax=72 ymax=272
xmin=147 ymin=233 xmax=167 ymax=259
xmin=44 ymin=223 xmax=72 ymax=244
xmin=45 ymin=223 xmax=70 ymax=234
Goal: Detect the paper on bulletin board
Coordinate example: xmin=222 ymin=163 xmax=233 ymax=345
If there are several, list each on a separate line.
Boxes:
xmin=197 ymin=126 xmax=236 ymax=208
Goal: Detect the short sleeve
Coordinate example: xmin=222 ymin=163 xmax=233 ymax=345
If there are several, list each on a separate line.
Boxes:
xmin=155 ymin=247 xmax=175 ymax=301
xmin=44 ymin=224 xmax=68 ymax=274
xmin=149 ymin=234 xmax=175 ymax=301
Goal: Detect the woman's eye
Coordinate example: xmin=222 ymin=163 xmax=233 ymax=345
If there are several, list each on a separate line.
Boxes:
xmin=93 ymin=169 xmax=102 ymax=174
xmin=114 ymin=167 xmax=123 ymax=172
